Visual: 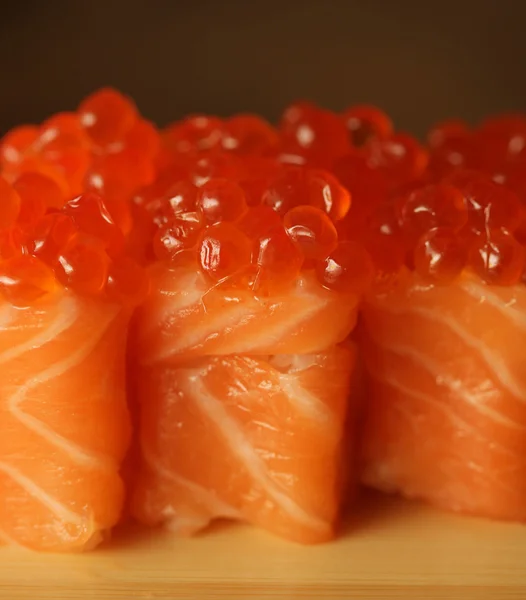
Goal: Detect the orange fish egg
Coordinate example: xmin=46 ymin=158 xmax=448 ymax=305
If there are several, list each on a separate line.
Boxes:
xmin=284 ymin=205 xmax=338 ymax=261
xmin=316 ymin=241 xmax=374 ymax=294
xmin=0 ymin=255 xmax=57 ymax=306
xmin=197 ymin=222 xmax=252 ymax=282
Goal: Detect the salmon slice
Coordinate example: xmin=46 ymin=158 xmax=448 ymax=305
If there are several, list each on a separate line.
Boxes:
xmin=0 ymin=291 xmax=131 ymax=551
xmin=135 ymin=264 xmax=359 ymax=364
xmin=132 ymin=344 xmax=357 ymax=544
xmin=360 ymin=270 xmax=526 ymax=521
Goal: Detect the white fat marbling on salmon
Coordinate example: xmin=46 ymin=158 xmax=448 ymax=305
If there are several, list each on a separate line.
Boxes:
xmin=0 ymin=304 xmax=14 ymax=329
xmin=0 ymin=295 xmax=78 ymax=365
xmin=460 ymin=280 xmax=526 ymax=331
xmin=184 ymin=374 xmax=329 ymax=533
xmin=7 ymin=305 xmax=118 ymax=471
xmin=369 ymin=334 xmax=526 ymax=431
xmin=0 ymin=461 xmax=84 ymax=526
xmin=145 ymin=304 xmax=256 ymax=364
xmin=413 ymin=306 xmax=526 ymax=403
xmin=278 ymin=376 xmax=336 ymax=426
xmin=378 ymin=301 xmax=526 ymax=404
xmin=141 ymin=447 xmax=241 ymax=520
xmin=217 ymin=293 xmax=328 ymax=355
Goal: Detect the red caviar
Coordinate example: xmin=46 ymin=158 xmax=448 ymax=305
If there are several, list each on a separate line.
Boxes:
xmin=316 ymin=241 xmax=374 ymax=294
xmin=153 ymin=213 xmax=202 ymax=261
xmin=106 ymin=255 xmax=150 ymax=306
xmin=79 ymin=88 xmax=137 ymax=148
xmin=414 ymin=227 xmax=467 ymax=283
xmin=164 ymin=115 xmax=224 ymax=155
xmin=222 ymin=115 xmax=279 ymax=155
xmin=64 ymin=193 xmax=124 ymax=255
xmin=0 ymin=255 xmax=57 ymax=306
xmin=469 ymin=229 xmax=525 ymax=285
xmin=55 ymin=234 xmax=110 ymax=295
xmin=284 ymin=205 xmax=338 ymax=260
xmin=253 ymin=225 xmax=304 ymax=292
xmin=237 ymin=205 xmax=282 ymax=240
xmin=196 ymin=179 xmax=247 ymax=224
xmin=279 ymin=101 xmax=350 ymax=167
xmin=343 ymin=105 xmax=393 ymax=147
xmin=3 ymin=91 xmax=526 ymax=305
xmin=31 ymin=213 xmax=78 ymax=263
xmin=14 ymin=172 xmax=65 ymax=214
xmin=0 ymin=176 xmax=21 ymax=230
xmin=366 ymin=133 xmax=429 ymax=190
xmin=0 ymin=126 xmax=39 ymax=166
xmin=197 ymin=222 xmax=252 ymax=282
xmin=397 ymin=183 xmax=467 ymax=240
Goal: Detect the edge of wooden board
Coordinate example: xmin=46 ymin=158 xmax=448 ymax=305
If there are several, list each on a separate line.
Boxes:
xmin=0 ymin=493 xmax=525 ymax=599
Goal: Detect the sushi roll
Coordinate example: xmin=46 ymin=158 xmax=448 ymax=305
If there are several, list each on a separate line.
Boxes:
xmin=0 ymin=89 xmax=154 ymax=551
xmin=130 ymin=114 xmax=373 ymax=543
xmin=358 ymin=116 xmax=526 ymax=522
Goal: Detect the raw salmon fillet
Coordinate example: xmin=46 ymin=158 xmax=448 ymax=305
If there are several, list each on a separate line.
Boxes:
xmin=0 ymin=291 xmax=131 ymax=551
xmin=131 ymin=264 xmax=360 ymax=543
xmin=135 ymin=264 xmax=358 ymax=362
xmin=360 ymin=270 xmax=526 ymax=521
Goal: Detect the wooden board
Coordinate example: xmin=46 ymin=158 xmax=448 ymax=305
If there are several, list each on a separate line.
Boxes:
xmin=1 ymin=492 xmax=525 ymax=600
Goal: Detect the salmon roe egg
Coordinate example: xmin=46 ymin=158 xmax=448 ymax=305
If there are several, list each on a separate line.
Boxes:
xmin=397 ymin=183 xmax=468 ymax=240
xmin=238 ymin=205 xmax=282 ymax=239
xmin=284 ymin=205 xmax=338 ymax=260
xmin=153 ymin=213 xmax=202 ymax=260
xmin=64 ymin=193 xmax=124 ymax=255
xmin=343 ymin=105 xmax=393 ymax=146
xmin=0 ymin=176 xmax=21 ymax=230
xmin=190 ymin=153 xmax=241 ymax=187
xmin=196 ymin=178 xmax=248 ymax=224
xmin=0 ymin=227 xmax=28 ymax=259
xmin=13 ymin=171 xmax=65 ymax=213
xmin=236 ymin=157 xmax=280 ymax=206
xmin=332 ymin=154 xmax=387 ymax=236
xmin=469 ymin=229 xmax=525 ymax=285
xmin=79 ymin=88 xmax=137 ymax=147
xmin=0 ymin=125 xmax=38 ymax=166
xmin=366 ymin=133 xmax=428 ymax=189
xmin=164 ymin=115 xmax=224 ymax=155
xmin=279 ymin=101 xmax=350 ymax=166
xmin=253 ymin=225 xmax=304 ymax=292
xmin=262 ymin=166 xmax=346 ymax=217
xmin=307 ymin=169 xmax=351 ymax=221
xmin=87 ymin=149 xmax=155 ymax=201
xmin=31 ymin=213 xmax=78 ymax=263
xmin=414 ymin=227 xmax=467 ymax=283
xmin=106 ymin=256 xmax=150 ymax=307
xmin=363 ymin=233 xmax=405 ymax=286
xmin=222 ymin=115 xmax=279 ymax=155
xmin=55 ymin=234 xmax=110 ymax=294
xmin=37 ymin=112 xmax=90 ymax=154
xmin=262 ymin=167 xmax=314 ymax=214
xmin=0 ymin=255 xmax=57 ymax=306
xmin=316 ymin=241 xmax=374 ymax=294
xmin=124 ymin=119 xmax=161 ymax=158
xmin=446 ymin=170 xmax=523 ymax=232
xmin=157 ymin=180 xmax=199 ymax=224
xmin=197 ymin=222 xmax=252 ymax=282
xmin=427 ymin=119 xmax=469 ymax=149
xmin=474 ymin=114 xmax=526 ymax=168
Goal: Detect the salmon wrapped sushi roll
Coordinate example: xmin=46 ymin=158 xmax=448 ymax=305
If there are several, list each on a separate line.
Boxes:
xmin=0 ymin=90 xmax=157 ymax=552
xmin=131 ymin=156 xmax=372 ymax=543
xmin=0 ymin=190 xmax=149 ymax=551
xmin=358 ymin=113 xmax=526 ymax=523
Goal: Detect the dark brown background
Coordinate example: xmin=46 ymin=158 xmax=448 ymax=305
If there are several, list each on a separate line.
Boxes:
xmin=0 ymin=0 xmax=525 ymax=137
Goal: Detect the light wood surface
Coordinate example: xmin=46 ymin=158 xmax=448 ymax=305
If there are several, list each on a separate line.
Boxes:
xmin=1 ymin=492 xmax=525 ymax=600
